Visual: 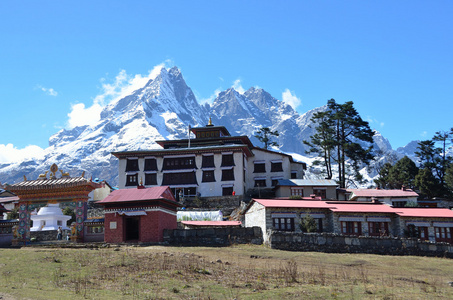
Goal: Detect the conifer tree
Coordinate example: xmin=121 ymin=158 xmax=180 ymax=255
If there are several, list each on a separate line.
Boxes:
xmin=306 ymin=99 xmax=374 ymax=188
xmin=254 ymin=127 xmax=279 ymax=150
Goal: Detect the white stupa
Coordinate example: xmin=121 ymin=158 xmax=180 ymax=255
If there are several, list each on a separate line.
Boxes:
xmin=30 ymin=204 xmax=71 ymax=231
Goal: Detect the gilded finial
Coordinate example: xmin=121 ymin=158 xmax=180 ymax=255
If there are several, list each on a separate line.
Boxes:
xmin=81 ymin=171 xmax=85 ymax=178
xmin=38 ymin=171 xmax=48 ymax=180
xmin=139 ymin=177 xmax=143 ymax=186
xmin=23 ymin=175 xmax=27 ymax=181
xmin=208 ymin=117 xmax=213 ymax=126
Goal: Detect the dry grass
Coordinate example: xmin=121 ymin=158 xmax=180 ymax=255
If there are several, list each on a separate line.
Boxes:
xmin=0 ymin=244 xmax=452 ymax=299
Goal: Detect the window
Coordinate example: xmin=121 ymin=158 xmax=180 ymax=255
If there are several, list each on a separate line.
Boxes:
xmin=253 ymin=162 xmax=266 ymax=173
xmin=417 ymin=227 xmax=429 ymax=240
xmin=291 ymin=188 xmax=303 ymax=196
xmin=202 ymin=170 xmax=215 ymax=182
xmin=221 ymin=154 xmax=235 ymax=167
xmin=163 ymin=157 xmax=196 ymax=170
xmin=313 ymin=188 xmax=327 ymax=199
xmin=222 ymin=186 xmax=234 ymax=196
xmin=145 ymin=173 xmax=157 ymax=185
xmin=368 ymin=222 xmax=389 ymax=236
xmin=316 ymin=219 xmax=323 ymax=232
xmin=341 ymin=221 xmax=362 ymax=236
xmin=162 ymin=172 xmax=197 ymax=185
xmin=435 ymin=227 xmax=452 ymax=243
xmin=126 ymin=174 xmax=138 ymax=186
xmin=271 ymin=178 xmax=282 ymax=187
xmin=222 ymin=169 xmax=235 ymax=181
xmin=144 ymin=158 xmax=157 ymax=171
xmin=272 ymin=218 xmax=295 ymax=231
xmin=57 ymin=220 xmax=62 ymax=226
xmin=271 ymin=161 xmax=283 ymax=172
xmin=202 ymin=155 xmax=215 ymax=168
xmin=392 ymin=201 xmax=407 ymax=208
xmin=125 ymin=159 xmax=139 ymax=172
xmin=291 ymin=171 xmax=297 ymax=179
xmin=254 ymin=179 xmax=266 ymax=187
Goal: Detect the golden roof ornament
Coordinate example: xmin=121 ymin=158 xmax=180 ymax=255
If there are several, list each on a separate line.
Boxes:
xmin=38 ymin=171 xmax=48 ymax=180
xmin=207 ymin=117 xmax=213 ymax=126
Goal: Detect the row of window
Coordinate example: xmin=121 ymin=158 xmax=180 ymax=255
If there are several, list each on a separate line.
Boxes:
xmin=254 ymin=178 xmax=282 ymax=188
xmin=126 ymin=169 xmax=236 ymax=186
xmin=291 ymin=188 xmax=327 ymax=199
xmin=125 ymin=154 xmax=235 ymax=172
xmin=253 ymin=161 xmax=283 ymax=173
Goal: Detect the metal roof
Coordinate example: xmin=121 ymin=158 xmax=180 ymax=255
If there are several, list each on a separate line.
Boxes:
xmin=329 ymin=203 xmax=396 ymax=213
xmin=394 ymin=208 xmax=453 ymax=218
xmin=98 ymin=186 xmax=178 ymax=204
xmin=277 ymin=179 xmax=338 ymax=187
xmin=252 ymin=199 xmax=333 ymax=209
xmin=350 ymin=189 xmax=419 ymax=199
xmin=181 ymin=221 xmax=242 ymax=227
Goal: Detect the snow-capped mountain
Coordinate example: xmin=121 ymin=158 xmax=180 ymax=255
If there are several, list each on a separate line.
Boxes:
xmin=0 ymin=66 xmax=413 ymax=187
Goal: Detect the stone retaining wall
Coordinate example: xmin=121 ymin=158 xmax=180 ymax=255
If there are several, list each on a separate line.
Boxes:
xmin=163 ymin=226 xmax=263 ymax=246
xmin=269 ymin=231 xmax=453 ymax=258
xmin=30 ymin=229 xmax=71 ymax=242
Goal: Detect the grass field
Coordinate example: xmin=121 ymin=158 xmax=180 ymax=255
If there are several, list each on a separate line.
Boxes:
xmin=0 ymin=244 xmax=452 ymax=299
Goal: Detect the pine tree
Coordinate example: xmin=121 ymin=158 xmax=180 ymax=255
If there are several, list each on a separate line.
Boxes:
xmin=387 ymin=156 xmax=419 ymax=189
xmin=415 ymin=168 xmax=441 ymax=199
xmin=306 ymin=99 xmax=374 ymax=188
xmin=254 ymin=127 xmax=279 ymax=150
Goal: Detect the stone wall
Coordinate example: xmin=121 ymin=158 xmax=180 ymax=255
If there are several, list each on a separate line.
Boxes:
xmin=30 ymin=229 xmax=71 ymax=242
xmin=163 ymin=226 xmax=263 ymax=246
xmin=268 ymin=231 xmax=453 ymax=258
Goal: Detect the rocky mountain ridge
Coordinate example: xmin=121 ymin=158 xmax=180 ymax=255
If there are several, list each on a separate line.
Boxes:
xmin=0 ymin=67 xmax=416 ymax=187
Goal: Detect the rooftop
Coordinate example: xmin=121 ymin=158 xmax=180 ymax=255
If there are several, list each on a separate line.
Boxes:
xmin=349 ymin=189 xmax=419 ymax=199
xmin=98 ymin=186 xmax=178 ymax=204
xmin=277 ymin=178 xmax=338 ymax=187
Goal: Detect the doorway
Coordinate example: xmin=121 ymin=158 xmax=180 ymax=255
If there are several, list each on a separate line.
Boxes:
xmin=125 ymin=217 xmax=140 ymax=241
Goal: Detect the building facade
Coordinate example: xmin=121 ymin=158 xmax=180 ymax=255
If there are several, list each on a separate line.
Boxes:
xmin=244 ymin=198 xmax=453 ymax=244
xmin=112 ymin=122 xmax=305 ymax=200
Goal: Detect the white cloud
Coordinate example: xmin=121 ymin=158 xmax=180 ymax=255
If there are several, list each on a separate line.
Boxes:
xmin=232 ymin=79 xmax=245 ymax=94
xmin=36 ymin=85 xmax=58 ymax=96
xmin=67 ymin=62 xmax=170 ymax=129
xmin=282 ymin=89 xmax=301 ymax=109
xmin=366 ymin=116 xmax=385 ymax=128
xmin=0 ymin=144 xmax=45 ymax=164
xmin=421 ymin=131 xmax=428 ymax=138
xmin=199 ymin=88 xmax=221 ymax=106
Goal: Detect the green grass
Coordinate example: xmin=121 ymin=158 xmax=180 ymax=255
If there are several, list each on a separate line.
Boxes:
xmin=0 ymin=244 xmax=452 ymax=299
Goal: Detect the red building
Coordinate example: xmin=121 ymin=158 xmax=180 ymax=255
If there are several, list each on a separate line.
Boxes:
xmin=98 ymin=186 xmax=180 ymax=243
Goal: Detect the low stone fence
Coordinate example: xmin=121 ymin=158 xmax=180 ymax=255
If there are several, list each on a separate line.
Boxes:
xmin=30 ymin=229 xmax=71 ymax=242
xmin=268 ymin=231 xmax=453 ymax=258
xmin=163 ymin=226 xmax=263 ymax=246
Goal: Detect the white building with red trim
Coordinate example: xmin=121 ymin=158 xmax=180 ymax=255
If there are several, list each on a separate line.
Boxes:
xmin=112 ymin=121 xmax=305 ymax=200
xmin=244 ymin=198 xmax=453 ymax=244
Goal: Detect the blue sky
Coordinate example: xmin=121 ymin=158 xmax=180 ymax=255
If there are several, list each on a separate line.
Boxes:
xmin=1 ymin=1 xmax=452 ymax=163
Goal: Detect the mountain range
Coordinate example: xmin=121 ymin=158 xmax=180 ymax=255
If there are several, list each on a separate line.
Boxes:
xmin=0 ymin=67 xmax=421 ymax=187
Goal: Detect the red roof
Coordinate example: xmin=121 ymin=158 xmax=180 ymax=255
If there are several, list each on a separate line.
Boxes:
xmin=181 ymin=221 xmax=242 ymax=227
xmin=98 ymin=186 xmax=176 ymax=204
xmin=329 ymin=203 xmax=396 ymax=213
xmin=253 ymin=199 xmax=333 ymax=209
xmin=350 ymin=189 xmax=419 ymax=199
xmin=394 ymin=208 xmax=453 ymax=218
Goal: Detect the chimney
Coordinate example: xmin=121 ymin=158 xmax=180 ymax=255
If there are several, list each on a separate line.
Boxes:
xmin=401 ymin=185 xmax=406 ymax=191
